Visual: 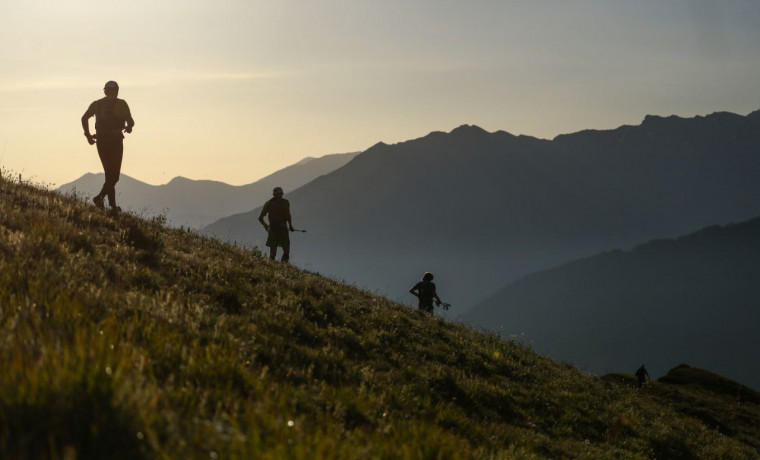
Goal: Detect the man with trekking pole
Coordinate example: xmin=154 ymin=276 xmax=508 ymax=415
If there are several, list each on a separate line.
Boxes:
xmin=258 ymin=186 xmax=296 ymax=262
xmin=409 ymin=272 xmax=449 ymax=314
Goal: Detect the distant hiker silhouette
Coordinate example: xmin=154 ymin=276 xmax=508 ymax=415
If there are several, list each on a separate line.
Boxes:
xmin=258 ymin=186 xmax=295 ymax=262
xmin=409 ymin=272 xmax=446 ymax=314
xmin=81 ymin=81 xmax=134 ymax=212
xmin=635 ymin=365 xmax=650 ymax=388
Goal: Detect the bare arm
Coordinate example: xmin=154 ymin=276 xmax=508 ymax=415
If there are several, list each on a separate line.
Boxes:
xmin=121 ymin=100 xmax=135 ymax=134
xmin=124 ymin=113 xmax=135 ymax=133
xmin=258 ymin=205 xmax=269 ymax=230
xmin=81 ymin=108 xmax=96 ymax=145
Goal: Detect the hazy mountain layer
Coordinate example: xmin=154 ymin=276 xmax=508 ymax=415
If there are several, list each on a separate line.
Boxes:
xmin=464 ymin=216 xmax=760 ymax=389
xmin=57 ymin=152 xmax=358 ymax=228
xmin=204 ymin=109 xmax=760 ymax=313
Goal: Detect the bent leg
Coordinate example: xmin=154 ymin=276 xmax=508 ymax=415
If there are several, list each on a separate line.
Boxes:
xmin=97 ymin=139 xmax=123 ymax=207
xmin=105 ymin=142 xmax=124 ymax=207
xmin=95 ymin=142 xmax=108 ymax=200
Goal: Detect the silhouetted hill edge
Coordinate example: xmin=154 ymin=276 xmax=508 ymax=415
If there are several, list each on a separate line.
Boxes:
xmin=463 ymin=216 xmax=760 ymax=390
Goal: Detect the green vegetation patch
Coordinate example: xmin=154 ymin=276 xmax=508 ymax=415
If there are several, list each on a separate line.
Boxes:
xmin=1 ymin=173 xmax=758 ymax=459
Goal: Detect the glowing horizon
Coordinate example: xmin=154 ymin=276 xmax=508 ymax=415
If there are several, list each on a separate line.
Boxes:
xmin=1 ymin=0 xmax=759 ymax=187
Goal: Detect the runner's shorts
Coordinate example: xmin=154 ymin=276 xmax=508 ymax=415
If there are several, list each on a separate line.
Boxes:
xmin=266 ymin=226 xmax=290 ymax=249
xmin=418 ymin=301 xmax=434 ymax=313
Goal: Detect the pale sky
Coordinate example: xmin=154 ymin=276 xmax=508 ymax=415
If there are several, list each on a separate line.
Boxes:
xmin=1 ymin=0 xmax=759 ymax=186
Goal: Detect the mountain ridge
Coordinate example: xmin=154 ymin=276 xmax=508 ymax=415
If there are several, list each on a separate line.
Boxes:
xmin=58 ymin=151 xmax=359 ymax=228
xmin=463 ymin=215 xmax=760 ymax=389
xmin=204 ymin=108 xmax=760 ymax=312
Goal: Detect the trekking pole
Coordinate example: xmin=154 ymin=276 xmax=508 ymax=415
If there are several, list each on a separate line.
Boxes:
xmin=291 ymin=229 xmax=307 ymax=233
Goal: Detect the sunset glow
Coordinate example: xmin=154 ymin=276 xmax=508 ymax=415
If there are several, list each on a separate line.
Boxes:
xmin=1 ymin=0 xmax=759 ymax=186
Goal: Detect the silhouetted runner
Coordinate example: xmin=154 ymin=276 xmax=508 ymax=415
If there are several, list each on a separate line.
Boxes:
xmin=635 ymin=365 xmax=651 ymax=388
xmin=81 ymin=80 xmax=134 ymax=212
xmin=258 ymin=186 xmax=295 ymax=262
xmin=409 ymin=272 xmax=445 ymax=314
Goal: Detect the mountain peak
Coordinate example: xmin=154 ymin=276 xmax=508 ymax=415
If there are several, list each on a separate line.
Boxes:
xmin=365 ymin=141 xmax=390 ymax=153
xmin=294 ymin=156 xmax=316 ymax=166
xmin=641 ymin=114 xmax=684 ymax=126
xmin=450 ymin=124 xmax=489 ymax=136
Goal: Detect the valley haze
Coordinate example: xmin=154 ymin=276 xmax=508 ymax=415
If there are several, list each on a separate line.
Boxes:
xmin=58 ymin=152 xmax=358 ymax=228
xmin=464 ymin=216 xmax=760 ymax=390
xmin=203 ymin=108 xmax=760 ymax=315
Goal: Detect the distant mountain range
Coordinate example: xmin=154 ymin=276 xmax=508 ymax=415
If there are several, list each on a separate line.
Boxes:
xmin=463 ymin=216 xmax=760 ymax=389
xmin=57 ymin=152 xmax=358 ymax=228
xmin=203 ymin=109 xmax=760 ymax=313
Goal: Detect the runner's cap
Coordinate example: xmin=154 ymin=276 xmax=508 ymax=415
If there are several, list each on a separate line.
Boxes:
xmin=273 ymin=187 xmax=283 ymax=193
xmin=104 ymin=81 xmax=119 ymax=89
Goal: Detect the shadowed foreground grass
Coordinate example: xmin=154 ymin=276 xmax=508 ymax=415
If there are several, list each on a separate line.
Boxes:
xmin=1 ymin=172 xmax=758 ymax=459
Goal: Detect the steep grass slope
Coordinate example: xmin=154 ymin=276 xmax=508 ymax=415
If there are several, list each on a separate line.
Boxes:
xmin=1 ymin=173 xmax=758 ymax=459
xmin=654 ymin=365 xmax=760 ymax=450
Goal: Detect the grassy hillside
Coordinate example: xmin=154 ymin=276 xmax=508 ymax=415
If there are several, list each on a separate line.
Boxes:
xmin=1 ymin=172 xmax=758 ymax=459
xmin=654 ymin=365 xmax=760 ymax=450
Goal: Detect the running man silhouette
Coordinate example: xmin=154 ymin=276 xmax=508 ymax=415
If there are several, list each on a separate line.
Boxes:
xmin=635 ymin=365 xmax=651 ymax=388
xmin=81 ymin=80 xmax=134 ymax=212
xmin=258 ymin=186 xmax=295 ymax=262
xmin=409 ymin=272 xmax=445 ymax=314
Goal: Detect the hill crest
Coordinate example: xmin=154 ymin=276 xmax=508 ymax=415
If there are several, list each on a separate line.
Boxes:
xmin=2 ymin=173 xmax=759 ymax=458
